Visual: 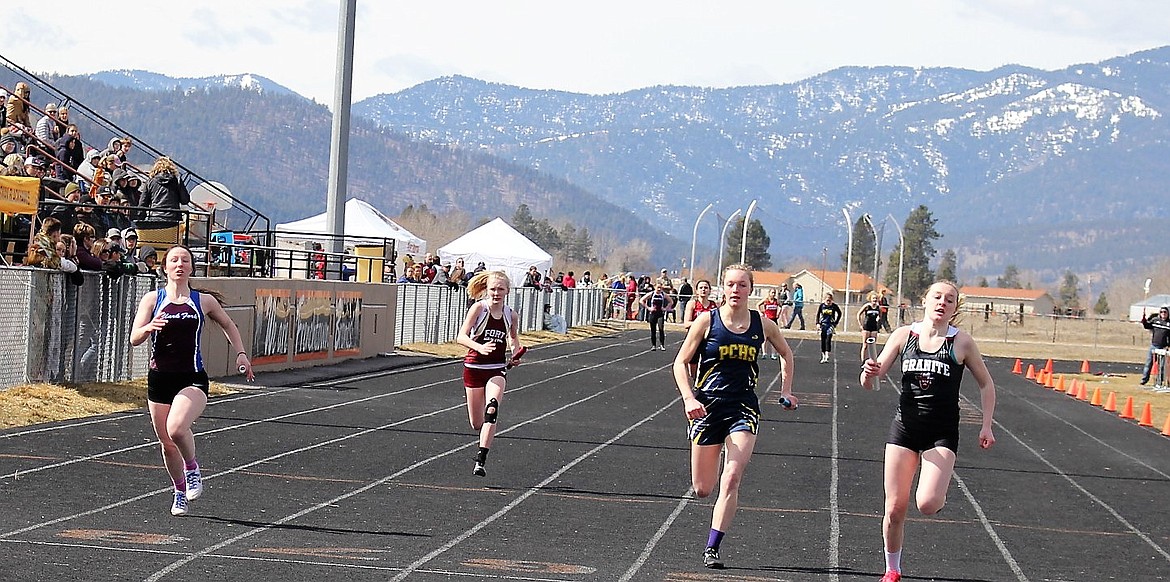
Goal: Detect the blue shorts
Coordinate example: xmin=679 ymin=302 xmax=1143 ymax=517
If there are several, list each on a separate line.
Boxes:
xmin=687 ymin=398 xmax=761 ymax=446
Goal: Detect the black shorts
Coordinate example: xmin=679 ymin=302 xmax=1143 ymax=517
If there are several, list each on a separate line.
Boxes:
xmin=463 ymin=366 xmax=506 ymax=388
xmin=687 ymin=397 xmax=761 ymax=446
xmin=887 ymin=416 xmax=959 ymax=453
xmin=863 ymin=322 xmax=880 ymax=332
xmin=147 ymin=369 xmax=210 ymax=404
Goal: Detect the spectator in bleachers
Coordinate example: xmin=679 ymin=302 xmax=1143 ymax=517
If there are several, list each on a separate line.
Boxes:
xmin=524 ymin=265 xmax=541 ymax=288
xmin=123 ymin=228 xmax=140 ymax=258
xmin=0 ymin=134 xmax=20 ymax=161
xmin=103 ymin=240 xmax=138 ymax=278
xmin=75 ymin=148 xmax=100 ymax=185
xmin=23 ymin=216 xmax=62 ymax=269
xmin=110 ymin=195 xmax=134 ymax=230
xmin=106 ymin=227 xmax=124 ymax=249
xmin=57 ymin=233 xmax=79 ymax=275
xmin=562 ymin=270 xmax=576 ymax=289
xmin=111 ymin=166 xmax=141 ymax=207
xmin=139 ymin=156 xmax=189 ymax=228
xmin=470 ymin=261 xmax=487 ymax=277
xmin=3 ymin=82 xmax=32 ymax=142
xmin=54 ymin=106 xmax=70 ymax=135
xmin=432 ymin=263 xmax=450 ymax=285
xmin=396 ymin=263 xmax=420 ymax=283
xmin=54 ymin=124 xmax=83 ymax=182
xmin=100 ymin=137 xmax=122 ymax=160
xmin=116 ymin=137 xmax=133 ymax=164
xmin=87 ymin=155 xmax=117 ymax=199
xmin=34 ymin=103 xmax=60 ymax=144
xmin=136 ymin=245 xmax=162 ymax=277
xmin=72 ymin=223 xmax=103 ymax=271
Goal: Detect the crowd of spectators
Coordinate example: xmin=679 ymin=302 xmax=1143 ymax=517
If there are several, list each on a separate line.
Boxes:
xmin=2 ymin=82 xmax=179 ymax=281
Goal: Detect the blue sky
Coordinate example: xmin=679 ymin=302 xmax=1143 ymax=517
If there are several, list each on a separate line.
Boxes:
xmin=4 ymin=0 xmax=1168 ymax=103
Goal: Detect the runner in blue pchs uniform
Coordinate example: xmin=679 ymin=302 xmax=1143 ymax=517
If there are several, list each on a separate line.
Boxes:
xmin=673 ymin=264 xmax=797 ymax=570
xmin=860 ymin=281 xmax=996 ymax=582
xmin=130 ymin=246 xmax=254 ymax=517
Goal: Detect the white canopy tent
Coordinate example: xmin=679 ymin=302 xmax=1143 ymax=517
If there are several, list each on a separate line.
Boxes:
xmin=274 ymin=198 xmax=426 ymax=255
xmin=438 ymin=218 xmax=551 ymax=286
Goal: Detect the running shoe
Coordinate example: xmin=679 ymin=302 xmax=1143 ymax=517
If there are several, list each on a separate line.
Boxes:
xmin=170 ymin=490 xmax=188 ymax=516
xmin=473 ymin=461 xmax=486 ymax=477
xmin=185 ymin=468 xmax=203 ymax=500
xmin=703 ymin=547 xmax=723 ymax=569
xmin=880 ymin=570 xmax=901 ymax=582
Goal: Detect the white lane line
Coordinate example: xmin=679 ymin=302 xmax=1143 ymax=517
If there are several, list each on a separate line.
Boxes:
xmin=3 ymin=340 xmax=645 ymax=538
xmin=389 ymin=366 xmax=677 ymax=582
xmin=951 ymin=472 xmax=1028 ymax=581
xmin=974 ymin=402 xmax=1170 ymax=563
xmin=0 ymin=387 xmax=300 ymax=440
xmin=144 ymin=349 xmax=661 ymax=581
xmin=0 ymin=539 xmax=573 ymax=581
xmin=618 ymin=360 xmax=787 ymax=581
xmin=829 ymin=356 xmax=841 ymax=582
xmin=1012 ymin=394 xmax=1170 ymax=480
xmin=2 ymin=338 xmax=642 ymax=481
xmin=617 ymin=488 xmax=694 ymax=582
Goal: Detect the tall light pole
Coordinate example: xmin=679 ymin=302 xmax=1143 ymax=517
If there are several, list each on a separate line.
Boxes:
xmin=842 ymin=208 xmax=854 ymax=332
xmin=717 ymin=209 xmax=742 ymax=287
xmin=325 ymin=0 xmax=356 ymax=272
xmin=861 ymin=213 xmax=881 ymax=291
xmin=886 ymin=213 xmax=905 ymax=321
xmin=739 ymin=199 xmax=758 ymax=265
xmin=690 ymin=203 xmax=714 ymax=281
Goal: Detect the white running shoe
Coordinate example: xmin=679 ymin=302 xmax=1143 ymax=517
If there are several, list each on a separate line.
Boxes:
xmin=171 ymin=490 xmax=189 ymax=516
xmin=185 ymin=468 xmax=203 ymax=500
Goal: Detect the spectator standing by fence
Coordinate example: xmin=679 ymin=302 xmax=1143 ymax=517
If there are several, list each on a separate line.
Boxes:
xmin=1140 ymin=306 xmax=1170 ymax=385
xmin=786 ymin=283 xmax=806 ymax=330
xmin=139 ymin=156 xmax=189 ymax=228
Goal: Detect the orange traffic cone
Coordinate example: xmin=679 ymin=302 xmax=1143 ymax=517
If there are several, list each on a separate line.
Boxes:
xmin=1119 ymin=396 xmax=1135 ymax=419
xmin=1056 ymin=374 xmax=1067 ymax=393
xmin=1161 ymin=413 xmax=1170 ymax=437
xmin=1046 ymin=371 xmax=1057 ymax=389
xmin=1012 ymin=359 xmax=1022 ymax=374
xmin=1089 ymin=386 xmax=1102 ymax=406
xmin=1103 ymin=392 xmax=1117 ymax=412
xmin=1024 ymin=364 xmax=1035 ymax=380
xmin=1138 ymin=403 xmax=1154 ymax=427
xmin=1044 ymin=358 xmax=1054 ymax=373
xmin=1080 ymin=359 xmax=1090 ymax=374
xmin=1076 ymin=381 xmax=1089 ymax=401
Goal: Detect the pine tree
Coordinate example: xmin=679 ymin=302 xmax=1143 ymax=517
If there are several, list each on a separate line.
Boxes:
xmin=937 ymin=249 xmax=957 ymax=283
xmin=1059 ymin=270 xmax=1080 ymax=312
xmin=842 ymin=214 xmax=877 ymax=276
xmin=512 ymin=204 xmax=539 ymax=241
xmin=996 ymin=265 xmax=1022 ymax=289
xmin=884 ymin=205 xmax=940 ymax=302
xmin=1093 ymin=292 xmax=1110 ymax=315
xmin=723 ymin=217 xmax=772 ymax=270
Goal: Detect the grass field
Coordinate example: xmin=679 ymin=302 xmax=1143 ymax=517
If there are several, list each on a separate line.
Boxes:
xmin=1 ymin=319 xmax=1167 ymax=434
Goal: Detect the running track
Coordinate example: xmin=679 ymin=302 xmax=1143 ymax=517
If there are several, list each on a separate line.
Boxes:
xmin=1 ymin=330 xmax=1167 ymax=581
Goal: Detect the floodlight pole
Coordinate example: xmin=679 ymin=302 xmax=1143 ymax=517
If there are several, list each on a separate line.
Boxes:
xmin=887 ymin=213 xmax=905 ymax=317
xmin=325 ymin=0 xmax=356 ymax=276
xmin=842 ymin=207 xmax=853 ymax=333
xmin=717 ymin=209 xmax=742 ymax=287
xmin=739 ymin=199 xmax=758 ymax=265
xmin=690 ymin=203 xmax=714 ymax=280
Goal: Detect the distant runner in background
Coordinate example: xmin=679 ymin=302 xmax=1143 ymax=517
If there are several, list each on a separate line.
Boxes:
xmin=816 ymin=292 xmax=842 ymax=363
xmin=757 ymin=288 xmax=781 ymax=360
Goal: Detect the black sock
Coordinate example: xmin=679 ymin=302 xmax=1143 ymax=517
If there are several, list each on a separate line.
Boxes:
xmin=476 ymin=447 xmax=489 ymax=464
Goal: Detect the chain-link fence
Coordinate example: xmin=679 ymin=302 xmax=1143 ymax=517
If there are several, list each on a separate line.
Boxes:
xmin=0 ymin=268 xmax=154 ymax=389
xmin=394 ymin=284 xmax=607 ymax=347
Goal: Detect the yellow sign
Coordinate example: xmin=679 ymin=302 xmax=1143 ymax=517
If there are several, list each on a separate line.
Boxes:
xmin=0 ymin=176 xmax=40 ymax=214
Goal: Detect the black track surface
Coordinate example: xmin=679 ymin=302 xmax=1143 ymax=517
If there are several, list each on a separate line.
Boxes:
xmin=1 ymin=330 xmax=1167 ymax=581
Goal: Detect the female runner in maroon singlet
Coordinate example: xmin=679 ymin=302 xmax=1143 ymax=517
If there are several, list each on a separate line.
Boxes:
xmin=130 ymin=246 xmax=254 ymax=517
xmin=457 ymin=270 xmax=523 ymax=477
xmin=860 ymin=281 xmax=996 ymax=582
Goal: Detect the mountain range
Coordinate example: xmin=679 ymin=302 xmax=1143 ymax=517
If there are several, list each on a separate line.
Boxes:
xmin=9 ymin=46 xmax=1170 ymax=286
xmin=353 ymin=46 xmax=1170 ymax=286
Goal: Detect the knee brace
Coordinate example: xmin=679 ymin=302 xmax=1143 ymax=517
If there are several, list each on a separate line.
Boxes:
xmin=484 ymin=398 xmax=499 ymax=424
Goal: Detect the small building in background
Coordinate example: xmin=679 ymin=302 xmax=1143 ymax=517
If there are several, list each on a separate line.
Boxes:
xmin=958 ymin=287 xmax=1055 ymax=321
xmin=1128 ymin=294 xmax=1170 ymax=322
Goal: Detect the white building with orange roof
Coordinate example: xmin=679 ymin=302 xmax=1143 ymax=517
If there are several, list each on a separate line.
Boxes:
xmin=957 ymin=286 xmax=1055 ymax=321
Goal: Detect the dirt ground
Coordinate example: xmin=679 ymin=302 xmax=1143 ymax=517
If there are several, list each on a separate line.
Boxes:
xmin=2 ymin=320 xmax=1167 ymax=433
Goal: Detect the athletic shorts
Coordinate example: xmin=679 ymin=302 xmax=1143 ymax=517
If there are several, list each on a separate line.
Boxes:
xmin=147 ymin=369 xmax=210 ymax=404
xmin=463 ymin=366 xmax=506 ymax=389
xmin=863 ymin=322 xmax=880 ymax=332
xmin=687 ymin=398 xmax=761 ymax=446
xmin=887 ymin=416 xmax=959 ymax=453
